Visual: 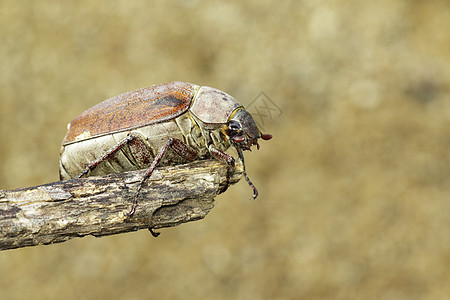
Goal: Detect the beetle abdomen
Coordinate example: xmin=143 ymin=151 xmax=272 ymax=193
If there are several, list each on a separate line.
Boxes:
xmin=62 ymin=82 xmax=198 ymax=145
xmin=59 ymin=113 xmax=207 ymax=180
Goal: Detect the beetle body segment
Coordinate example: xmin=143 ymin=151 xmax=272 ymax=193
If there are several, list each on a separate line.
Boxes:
xmin=190 ymin=86 xmax=242 ymax=125
xmin=62 ymin=81 xmax=197 ymax=144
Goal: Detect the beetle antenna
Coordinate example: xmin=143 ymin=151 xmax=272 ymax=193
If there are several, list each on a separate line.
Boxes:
xmin=236 ymin=147 xmax=258 ymax=200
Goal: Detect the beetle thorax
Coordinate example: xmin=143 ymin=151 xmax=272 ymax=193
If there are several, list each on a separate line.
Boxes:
xmin=186 ymin=85 xmax=242 ymax=154
xmin=188 ymin=112 xmax=231 ymax=154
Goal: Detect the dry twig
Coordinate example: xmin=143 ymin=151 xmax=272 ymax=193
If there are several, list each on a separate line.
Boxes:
xmin=0 ymin=160 xmax=242 ymax=251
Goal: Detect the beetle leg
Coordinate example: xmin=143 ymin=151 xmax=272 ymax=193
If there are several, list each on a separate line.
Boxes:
xmin=170 ymin=138 xmax=199 ymax=161
xmin=76 ymin=134 xmax=137 ymax=178
xmin=126 ymin=138 xmax=198 ymax=217
xmin=208 ymin=145 xmax=235 ymax=194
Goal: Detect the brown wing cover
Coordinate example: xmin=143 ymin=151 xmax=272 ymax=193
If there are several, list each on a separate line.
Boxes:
xmin=62 ymin=82 xmax=197 ymax=144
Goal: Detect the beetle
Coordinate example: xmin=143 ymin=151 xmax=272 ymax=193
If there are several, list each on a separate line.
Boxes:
xmin=60 ymin=81 xmax=272 ymax=227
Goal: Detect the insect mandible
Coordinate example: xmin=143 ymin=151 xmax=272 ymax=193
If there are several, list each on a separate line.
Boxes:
xmin=59 ymin=81 xmax=272 ymax=219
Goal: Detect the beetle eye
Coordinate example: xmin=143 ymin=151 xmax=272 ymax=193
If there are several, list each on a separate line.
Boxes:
xmin=226 ymin=121 xmax=242 ymax=135
xmin=225 ymin=121 xmax=242 ymax=139
xmin=228 ymin=121 xmax=240 ymax=131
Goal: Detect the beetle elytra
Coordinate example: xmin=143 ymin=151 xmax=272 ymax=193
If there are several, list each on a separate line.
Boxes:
xmin=60 ymin=81 xmax=272 ymax=225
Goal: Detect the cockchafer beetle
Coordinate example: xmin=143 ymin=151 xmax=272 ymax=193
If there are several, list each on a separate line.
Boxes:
xmin=59 ymin=81 xmax=272 ymax=225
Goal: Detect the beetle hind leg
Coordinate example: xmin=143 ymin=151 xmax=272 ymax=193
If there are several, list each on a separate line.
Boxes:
xmin=76 ymin=134 xmax=138 ymax=178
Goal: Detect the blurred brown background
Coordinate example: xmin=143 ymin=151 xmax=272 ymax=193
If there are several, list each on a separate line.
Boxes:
xmin=1 ymin=1 xmax=449 ymax=299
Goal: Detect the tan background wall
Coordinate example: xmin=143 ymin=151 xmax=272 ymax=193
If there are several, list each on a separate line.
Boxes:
xmin=1 ymin=1 xmax=449 ymax=299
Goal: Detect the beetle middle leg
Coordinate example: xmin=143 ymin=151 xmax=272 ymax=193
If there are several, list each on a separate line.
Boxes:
xmin=126 ymin=138 xmax=198 ymax=217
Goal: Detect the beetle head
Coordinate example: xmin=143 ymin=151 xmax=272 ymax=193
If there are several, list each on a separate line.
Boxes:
xmin=222 ymin=107 xmax=272 ymax=200
xmin=224 ymin=107 xmax=272 ymax=151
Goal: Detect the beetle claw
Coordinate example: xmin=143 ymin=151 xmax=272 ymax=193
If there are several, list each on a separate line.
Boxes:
xmin=148 ymin=227 xmax=160 ymax=237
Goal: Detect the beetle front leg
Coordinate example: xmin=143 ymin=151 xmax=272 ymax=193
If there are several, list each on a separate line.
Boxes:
xmin=126 ymin=138 xmax=198 ymax=218
xmin=208 ymin=145 xmax=235 ymax=194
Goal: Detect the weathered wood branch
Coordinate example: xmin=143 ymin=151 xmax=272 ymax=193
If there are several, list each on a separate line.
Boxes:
xmin=0 ymin=160 xmax=242 ymax=251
